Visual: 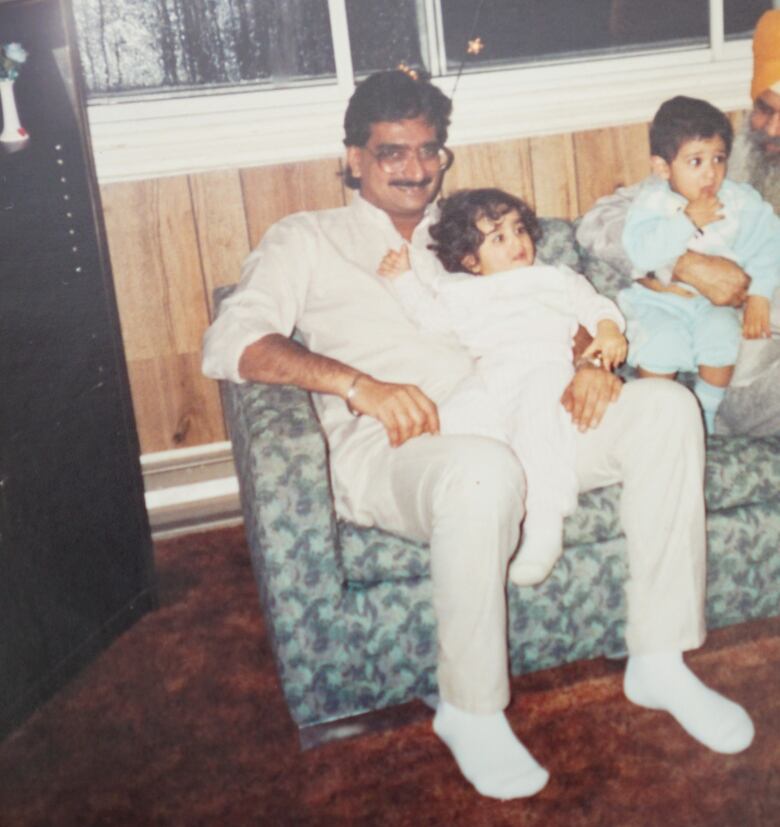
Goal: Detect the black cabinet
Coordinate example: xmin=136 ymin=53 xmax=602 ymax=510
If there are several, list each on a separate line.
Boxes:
xmin=0 ymin=0 xmax=156 ymax=738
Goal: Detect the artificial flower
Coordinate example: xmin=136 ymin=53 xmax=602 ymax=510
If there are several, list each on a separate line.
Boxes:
xmin=1 ymin=42 xmax=29 ymax=81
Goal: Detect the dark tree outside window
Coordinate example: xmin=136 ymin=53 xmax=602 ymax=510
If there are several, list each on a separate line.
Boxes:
xmin=345 ymin=0 xmax=425 ymax=77
xmin=73 ymin=0 xmax=335 ymax=94
xmin=71 ymin=0 xmax=774 ymax=97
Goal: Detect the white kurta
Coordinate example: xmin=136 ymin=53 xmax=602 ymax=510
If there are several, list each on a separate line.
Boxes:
xmin=203 ymin=194 xmax=476 ymax=524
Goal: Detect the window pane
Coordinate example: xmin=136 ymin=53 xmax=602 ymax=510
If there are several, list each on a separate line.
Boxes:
xmin=72 ymin=0 xmax=335 ymax=95
xmin=345 ymin=0 xmax=426 ymax=77
xmin=440 ymin=0 xmax=709 ymax=72
xmin=724 ymin=0 xmax=774 ymax=40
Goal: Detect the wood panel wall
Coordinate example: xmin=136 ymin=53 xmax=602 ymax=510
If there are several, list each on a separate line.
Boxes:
xmin=102 ymin=118 xmax=661 ymax=454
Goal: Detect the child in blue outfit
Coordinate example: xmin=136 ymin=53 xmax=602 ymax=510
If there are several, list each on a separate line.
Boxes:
xmin=620 ymin=95 xmax=780 ymax=432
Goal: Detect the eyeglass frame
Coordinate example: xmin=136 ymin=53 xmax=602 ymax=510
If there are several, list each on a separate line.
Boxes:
xmin=362 ymin=142 xmax=454 ymax=175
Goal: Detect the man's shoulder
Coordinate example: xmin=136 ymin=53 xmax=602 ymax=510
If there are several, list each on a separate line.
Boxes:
xmin=259 ymin=204 xmax=354 ymax=248
xmin=269 ymin=204 xmax=351 ymax=231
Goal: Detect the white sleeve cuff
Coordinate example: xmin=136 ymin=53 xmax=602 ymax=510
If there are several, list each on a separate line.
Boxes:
xmin=202 ymin=320 xmax=280 ymax=385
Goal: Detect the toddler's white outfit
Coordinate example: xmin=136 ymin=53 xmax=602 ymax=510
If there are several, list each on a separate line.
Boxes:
xmin=388 ymin=260 xmax=624 ymax=584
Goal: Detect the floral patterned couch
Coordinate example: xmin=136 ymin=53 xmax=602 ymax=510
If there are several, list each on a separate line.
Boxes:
xmin=216 ymin=218 xmax=780 ymax=746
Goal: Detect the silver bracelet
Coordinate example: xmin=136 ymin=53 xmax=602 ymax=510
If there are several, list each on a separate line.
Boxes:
xmin=345 ymin=374 xmax=363 ymax=417
xmin=574 ymin=355 xmax=603 ymax=371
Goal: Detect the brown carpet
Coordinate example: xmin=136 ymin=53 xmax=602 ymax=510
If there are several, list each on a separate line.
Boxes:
xmin=0 ymin=525 xmax=777 ymax=827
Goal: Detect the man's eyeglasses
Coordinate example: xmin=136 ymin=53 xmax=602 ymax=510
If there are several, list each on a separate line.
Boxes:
xmin=365 ymin=143 xmax=454 ymax=175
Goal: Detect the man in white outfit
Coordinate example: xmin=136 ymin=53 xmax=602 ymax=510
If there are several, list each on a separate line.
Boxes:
xmin=202 ymin=70 xmax=754 ymax=801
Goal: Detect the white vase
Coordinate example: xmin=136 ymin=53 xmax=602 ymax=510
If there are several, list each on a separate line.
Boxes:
xmin=0 ymin=78 xmax=29 ymax=146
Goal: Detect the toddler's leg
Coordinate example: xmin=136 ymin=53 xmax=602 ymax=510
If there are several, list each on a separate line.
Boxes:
xmin=693 ymin=303 xmax=740 ymax=432
xmin=508 ymin=504 xmax=565 ymax=586
xmin=695 ymin=365 xmax=733 ymax=434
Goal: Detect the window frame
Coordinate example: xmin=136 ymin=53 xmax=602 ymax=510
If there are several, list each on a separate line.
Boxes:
xmin=86 ymin=0 xmax=755 ymax=183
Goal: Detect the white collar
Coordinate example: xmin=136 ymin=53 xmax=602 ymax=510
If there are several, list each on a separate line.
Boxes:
xmin=349 ymin=192 xmax=438 ymax=244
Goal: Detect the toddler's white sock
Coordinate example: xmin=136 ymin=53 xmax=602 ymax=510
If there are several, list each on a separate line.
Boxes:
xmin=433 ymin=701 xmax=549 ymax=800
xmin=624 ymin=651 xmax=754 ymax=754
xmin=508 ymin=511 xmax=564 ymax=586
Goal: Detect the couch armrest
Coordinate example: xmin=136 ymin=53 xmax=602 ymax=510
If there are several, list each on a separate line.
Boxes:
xmin=220 ymin=372 xmax=344 ymax=602
xmin=212 ymin=286 xmax=345 ymax=656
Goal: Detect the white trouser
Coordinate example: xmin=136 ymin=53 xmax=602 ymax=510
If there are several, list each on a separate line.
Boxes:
xmin=438 ymin=363 xmax=579 ymax=520
xmin=355 ymin=377 xmax=707 ymax=713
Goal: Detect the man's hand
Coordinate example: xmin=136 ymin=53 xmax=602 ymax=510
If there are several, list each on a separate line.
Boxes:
xmin=561 ymin=366 xmax=622 ymax=432
xmin=237 ymin=336 xmax=437 ymax=448
xmin=348 ymin=374 xmax=440 ymax=447
xmin=673 ymin=251 xmax=749 ymax=307
xmin=743 ymin=295 xmax=772 ymax=339
xmin=584 ymin=319 xmax=627 ymax=371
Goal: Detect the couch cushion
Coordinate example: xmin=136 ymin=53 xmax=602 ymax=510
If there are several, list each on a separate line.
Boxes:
xmin=704 ymin=434 xmax=780 ymax=511
xmin=338 ymin=522 xmax=429 ymax=586
xmin=574 ymin=219 xmax=632 ymax=301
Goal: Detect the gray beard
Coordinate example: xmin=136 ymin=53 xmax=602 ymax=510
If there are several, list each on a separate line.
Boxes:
xmin=729 ymin=123 xmax=780 ymax=212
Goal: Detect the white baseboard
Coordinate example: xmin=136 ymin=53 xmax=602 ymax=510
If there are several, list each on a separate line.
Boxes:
xmin=141 ymin=442 xmax=243 ymax=538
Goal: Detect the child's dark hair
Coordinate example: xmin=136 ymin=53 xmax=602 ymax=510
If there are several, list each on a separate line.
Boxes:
xmin=428 ymin=188 xmax=541 ymax=273
xmin=650 ymin=96 xmax=733 ymax=162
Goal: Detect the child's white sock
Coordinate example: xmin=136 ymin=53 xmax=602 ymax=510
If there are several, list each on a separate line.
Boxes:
xmin=433 ymin=701 xmax=549 ymax=800
xmin=624 ymin=652 xmax=754 ymax=753
xmin=694 ymin=378 xmax=726 ymax=434
xmin=508 ymin=511 xmax=564 ymax=586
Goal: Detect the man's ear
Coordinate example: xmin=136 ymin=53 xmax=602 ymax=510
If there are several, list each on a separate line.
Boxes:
xmin=462 ymin=253 xmax=481 ymax=274
xmin=346 ymin=146 xmax=363 ymax=182
xmin=650 ymin=155 xmax=671 ymax=180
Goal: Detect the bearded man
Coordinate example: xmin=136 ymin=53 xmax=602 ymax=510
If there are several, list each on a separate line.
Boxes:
xmin=577 ymin=9 xmax=780 ymax=435
xmin=730 ymin=9 xmax=780 ymax=208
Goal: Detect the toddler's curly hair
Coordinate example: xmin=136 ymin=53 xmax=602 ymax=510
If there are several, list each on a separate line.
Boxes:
xmin=428 ymin=188 xmax=541 ymax=273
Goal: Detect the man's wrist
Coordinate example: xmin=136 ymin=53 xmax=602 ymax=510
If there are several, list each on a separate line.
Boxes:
xmin=574 ymin=355 xmax=604 ymax=371
xmin=345 ymin=373 xmax=364 ymax=417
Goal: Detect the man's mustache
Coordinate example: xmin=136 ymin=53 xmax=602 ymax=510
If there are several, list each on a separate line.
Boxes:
xmin=390 ymin=178 xmax=434 ymax=188
xmin=752 ymin=129 xmax=780 ymax=150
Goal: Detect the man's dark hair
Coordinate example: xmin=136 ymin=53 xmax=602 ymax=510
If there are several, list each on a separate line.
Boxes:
xmin=650 ymin=96 xmax=734 ymax=162
xmin=343 ymin=70 xmax=452 ymax=189
xmin=428 ymin=188 xmax=542 ymax=273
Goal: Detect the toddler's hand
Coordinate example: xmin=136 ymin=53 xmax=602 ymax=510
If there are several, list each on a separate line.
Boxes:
xmin=743 ymin=294 xmax=771 ymax=339
xmin=585 ymin=320 xmax=627 ymax=371
xmin=684 ymin=195 xmax=724 ymax=229
xmin=377 ymin=245 xmax=411 ymax=279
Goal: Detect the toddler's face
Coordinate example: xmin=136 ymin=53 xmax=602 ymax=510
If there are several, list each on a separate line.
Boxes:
xmin=465 ymin=209 xmax=536 ymax=276
xmin=659 ymin=135 xmax=728 ymax=202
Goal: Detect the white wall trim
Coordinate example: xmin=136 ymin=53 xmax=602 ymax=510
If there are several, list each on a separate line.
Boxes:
xmin=141 ymin=443 xmax=242 ymax=538
xmin=141 ymin=440 xmax=235 ymax=473
xmin=88 ymin=41 xmax=753 ymax=184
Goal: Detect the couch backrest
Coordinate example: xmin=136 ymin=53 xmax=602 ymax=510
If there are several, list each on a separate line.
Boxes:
xmin=536 ymin=217 xmax=582 ymax=272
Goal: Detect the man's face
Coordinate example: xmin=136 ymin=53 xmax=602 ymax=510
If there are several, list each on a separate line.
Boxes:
xmin=750 ymin=88 xmax=780 ymax=157
xmin=346 ymin=117 xmax=446 ymax=227
xmin=656 ymin=136 xmax=728 ymax=202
